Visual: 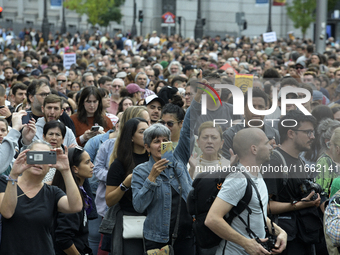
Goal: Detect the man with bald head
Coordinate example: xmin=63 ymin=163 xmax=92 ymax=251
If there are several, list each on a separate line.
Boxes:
xmin=206 ymin=128 xmax=287 ymax=255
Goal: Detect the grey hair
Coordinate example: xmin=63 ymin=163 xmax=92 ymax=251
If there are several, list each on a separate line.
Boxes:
xmin=168 ymin=61 xmax=182 ymax=73
xmin=113 ymin=78 xmax=125 ymax=87
xmin=57 ymin=73 xmax=68 ymax=82
xmin=27 ymin=140 xmax=53 ymax=150
xmin=135 ymin=72 xmax=147 ymax=83
xmin=82 ymin=72 xmax=94 ymax=83
xmin=153 ymin=63 xmax=163 ymax=70
xmin=143 ymin=124 xmax=171 ymax=147
xmin=318 ymin=118 xmax=340 ymax=152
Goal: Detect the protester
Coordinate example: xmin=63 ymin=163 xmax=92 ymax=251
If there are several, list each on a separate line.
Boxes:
xmin=70 ymin=86 xmax=113 ymax=146
xmin=52 ymin=147 xmax=94 ymax=255
xmin=0 ymin=141 xmax=82 ymax=254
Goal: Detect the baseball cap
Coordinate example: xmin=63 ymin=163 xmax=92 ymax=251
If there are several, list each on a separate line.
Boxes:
xmin=31 ymin=69 xmax=41 ymax=76
xmin=183 ymin=65 xmax=197 ymax=73
xmin=144 ymin=95 xmax=165 ymax=107
xmin=313 ymin=90 xmax=323 ymax=101
xmin=295 ymin=61 xmax=306 ymax=68
xmin=126 ymin=83 xmax=145 ymax=94
xmin=116 ymin=71 xmax=127 ymax=79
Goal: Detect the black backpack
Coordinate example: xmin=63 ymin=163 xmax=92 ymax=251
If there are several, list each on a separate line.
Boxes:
xmin=186 ymin=171 xmax=253 ymax=249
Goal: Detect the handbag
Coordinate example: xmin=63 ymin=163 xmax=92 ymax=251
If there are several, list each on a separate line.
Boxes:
xmin=122 ymin=215 xmax=146 ymax=239
xmin=146 ymin=245 xmax=174 ymax=255
xmin=143 ymin=164 xmax=181 ymax=255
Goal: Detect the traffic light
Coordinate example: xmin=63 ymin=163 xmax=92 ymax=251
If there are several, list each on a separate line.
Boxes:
xmin=138 ymin=10 xmax=143 ymax=23
xmin=0 ymin=7 xmax=3 ymax=19
xmin=243 ymin=20 xmax=247 ymax=30
xmin=178 ymin=16 xmax=182 ymax=25
xmin=202 ymin=18 xmax=206 ymax=26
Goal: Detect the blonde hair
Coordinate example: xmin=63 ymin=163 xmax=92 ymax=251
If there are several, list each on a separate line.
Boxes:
xmin=198 ymin=121 xmax=223 ymax=139
xmin=109 ymin=106 xmax=148 ymax=165
xmin=332 ymin=127 xmax=340 ymax=147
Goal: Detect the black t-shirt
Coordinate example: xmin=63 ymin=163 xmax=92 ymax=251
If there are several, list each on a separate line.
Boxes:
xmin=106 ymin=152 xmax=149 ymax=212
xmin=263 ymin=148 xmax=308 ymax=202
xmin=0 ymin=176 xmax=65 ymax=254
xmin=169 ymin=187 xmax=193 ymax=240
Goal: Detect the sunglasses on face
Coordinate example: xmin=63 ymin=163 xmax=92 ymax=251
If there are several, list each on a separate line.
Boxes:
xmin=158 ymin=120 xmax=180 ymax=127
xmin=63 ymin=107 xmax=71 ymax=111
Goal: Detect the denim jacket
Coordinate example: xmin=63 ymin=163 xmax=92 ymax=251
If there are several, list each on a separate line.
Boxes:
xmin=132 ymin=107 xmax=192 ymax=243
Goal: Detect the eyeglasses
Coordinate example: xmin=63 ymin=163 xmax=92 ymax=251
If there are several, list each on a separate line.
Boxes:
xmin=122 ymin=67 xmax=129 ymax=70
xmin=292 ymin=129 xmax=315 ymax=138
xmin=57 ymin=79 xmax=66 ymax=83
xmin=63 ymin=107 xmax=71 ymax=112
xmin=113 ymin=85 xmax=121 ymax=88
xmin=296 ymin=66 xmax=303 ymax=70
xmin=185 ymin=93 xmax=193 ymax=97
xmin=158 ymin=120 xmax=181 ymax=127
xmin=87 ymin=80 xmax=95 ymax=83
xmin=36 ymin=92 xmax=51 ymax=98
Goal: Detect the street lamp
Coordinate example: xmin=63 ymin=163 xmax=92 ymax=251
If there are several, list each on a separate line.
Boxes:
xmin=61 ymin=0 xmax=66 ymax=34
xmin=42 ymin=0 xmax=49 ymax=41
xmin=266 ymin=0 xmax=272 ymax=32
xmin=131 ymin=0 xmax=137 ymax=37
xmin=194 ymin=0 xmax=203 ymax=40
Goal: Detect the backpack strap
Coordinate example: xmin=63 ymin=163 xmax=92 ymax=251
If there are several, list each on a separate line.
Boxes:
xmin=272 ymin=150 xmax=288 ymax=186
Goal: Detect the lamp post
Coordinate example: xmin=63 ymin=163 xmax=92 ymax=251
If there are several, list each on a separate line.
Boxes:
xmin=131 ymin=0 xmax=137 ymax=37
xmin=42 ymin=0 xmax=49 ymax=41
xmin=266 ymin=0 xmax=272 ymax=32
xmin=61 ymin=0 xmax=66 ymax=34
xmin=194 ymin=0 xmax=203 ymax=40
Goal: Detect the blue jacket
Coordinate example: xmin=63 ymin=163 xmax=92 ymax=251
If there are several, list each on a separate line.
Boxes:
xmin=132 ymin=107 xmax=192 ymax=243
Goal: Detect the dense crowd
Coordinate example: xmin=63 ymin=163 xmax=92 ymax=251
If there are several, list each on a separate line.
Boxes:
xmin=1 ymin=26 xmax=340 ymax=255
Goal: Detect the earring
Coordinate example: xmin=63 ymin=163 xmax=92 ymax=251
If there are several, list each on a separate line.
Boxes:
xmin=148 ymin=152 xmax=150 ymax=157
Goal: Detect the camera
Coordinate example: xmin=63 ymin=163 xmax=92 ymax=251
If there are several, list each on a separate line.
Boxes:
xmin=299 ymin=180 xmax=322 ymax=201
xmin=256 ymin=234 xmax=277 ymax=252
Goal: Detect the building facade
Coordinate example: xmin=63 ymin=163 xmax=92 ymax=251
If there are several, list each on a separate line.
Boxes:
xmin=0 ymin=0 xmax=315 ymax=39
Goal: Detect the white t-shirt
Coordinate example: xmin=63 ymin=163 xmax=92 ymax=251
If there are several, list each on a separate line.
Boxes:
xmin=149 ymin=36 xmax=160 ymax=45
xmin=216 ymin=170 xmax=268 ymax=255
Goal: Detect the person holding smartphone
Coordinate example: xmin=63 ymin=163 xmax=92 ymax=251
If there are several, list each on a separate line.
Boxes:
xmin=70 ymin=87 xmax=113 ymax=146
xmin=131 ymin=108 xmax=194 ymax=255
xmin=0 ymin=140 xmax=82 ymax=254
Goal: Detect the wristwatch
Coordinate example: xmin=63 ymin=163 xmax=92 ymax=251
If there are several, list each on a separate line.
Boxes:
xmin=120 ymin=182 xmax=130 ymax=192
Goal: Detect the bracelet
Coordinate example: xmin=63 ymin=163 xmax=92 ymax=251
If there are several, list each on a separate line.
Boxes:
xmin=6 ymin=175 xmax=18 ymax=185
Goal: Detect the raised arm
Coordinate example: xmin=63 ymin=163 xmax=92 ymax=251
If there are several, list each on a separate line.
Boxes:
xmin=0 ymin=149 xmax=31 ymax=218
xmin=174 ymin=106 xmax=191 ymax=165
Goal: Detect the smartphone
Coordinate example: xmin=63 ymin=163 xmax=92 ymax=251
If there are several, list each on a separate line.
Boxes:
xmin=161 ymin=141 xmax=174 ymax=166
xmin=26 ymin=151 xmax=57 ymax=165
xmin=91 ymin=126 xmax=100 ymax=131
xmin=22 ymin=111 xmax=33 ymax=124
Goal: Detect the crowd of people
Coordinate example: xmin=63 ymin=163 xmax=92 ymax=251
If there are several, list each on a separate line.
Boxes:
xmin=1 ymin=26 xmax=340 ymax=255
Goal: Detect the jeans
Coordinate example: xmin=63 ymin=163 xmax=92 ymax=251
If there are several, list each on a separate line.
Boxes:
xmin=88 ymin=217 xmax=102 ymax=255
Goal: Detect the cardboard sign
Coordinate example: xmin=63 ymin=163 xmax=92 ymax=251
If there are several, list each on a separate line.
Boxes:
xmin=63 ymin=53 xmax=76 ymax=70
xmin=263 ymin=31 xmax=277 ymax=43
xmin=235 ymin=74 xmax=253 ymax=93
xmin=220 ymin=63 xmax=239 ymax=74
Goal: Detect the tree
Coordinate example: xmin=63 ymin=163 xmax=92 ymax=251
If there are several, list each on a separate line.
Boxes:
xmin=286 ymin=0 xmax=316 ymax=39
xmin=64 ymin=0 xmax=125 ymax=27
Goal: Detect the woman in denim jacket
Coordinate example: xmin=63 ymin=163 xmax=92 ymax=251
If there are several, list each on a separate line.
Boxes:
xmin=131 ymin=108 xmax=194 ymax=255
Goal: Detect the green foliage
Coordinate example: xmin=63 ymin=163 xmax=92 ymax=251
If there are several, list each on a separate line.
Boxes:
xmin=286 ymin=0 xmax=316 ymax=38
xmin=64 ymin=0 xmax=125 ymax=27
